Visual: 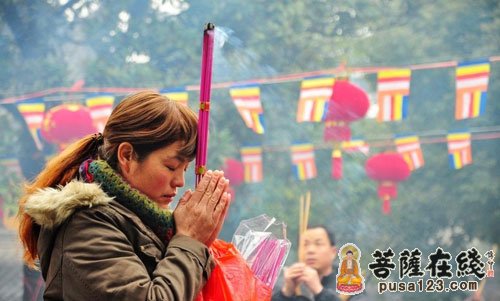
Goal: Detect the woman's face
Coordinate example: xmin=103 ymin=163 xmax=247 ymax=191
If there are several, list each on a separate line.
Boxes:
xmin=121 ymin=141 xmax=190 ymax=209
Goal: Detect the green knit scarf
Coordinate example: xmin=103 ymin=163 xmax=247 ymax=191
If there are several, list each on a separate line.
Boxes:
xmin=80 ymin=159 xmax=175 ymax=245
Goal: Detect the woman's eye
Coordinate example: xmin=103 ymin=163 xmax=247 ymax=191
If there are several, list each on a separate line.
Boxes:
xmin=166 ymin=166 xmax=176 ymax=171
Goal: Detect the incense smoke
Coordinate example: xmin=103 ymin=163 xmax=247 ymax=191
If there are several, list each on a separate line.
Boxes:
xmin=212 ymin=26 xmax=277 ymax=83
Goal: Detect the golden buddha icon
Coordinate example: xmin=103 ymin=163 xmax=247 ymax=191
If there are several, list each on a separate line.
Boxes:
xmin=336 ymin=243 xmax=365 ymax=295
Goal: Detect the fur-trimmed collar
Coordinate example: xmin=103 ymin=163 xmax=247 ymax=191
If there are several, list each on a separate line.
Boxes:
xmin=24 ymin=181 xmax=113 ymax=229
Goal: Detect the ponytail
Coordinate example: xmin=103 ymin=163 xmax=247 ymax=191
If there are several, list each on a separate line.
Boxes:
xmin=18 ymin=133 xmax=103 ymax=267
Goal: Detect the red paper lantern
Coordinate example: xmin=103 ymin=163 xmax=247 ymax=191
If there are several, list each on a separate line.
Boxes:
xmin=221 ymin=158 xmax=244 ymax=187
xmin=324 ymin=80 xmax=370 ymax=180
xmin=41 ymin=104 xmax=97 ymax=148
xmin=365 ymin=152 xmax=410 ymax=215
xmin=331 ymin=149 xmax=342 ymax=180
xmin=323 ymin=80 xmax=370 ymax=142
xmin=220 ymin=158 xmax=244 ymax=201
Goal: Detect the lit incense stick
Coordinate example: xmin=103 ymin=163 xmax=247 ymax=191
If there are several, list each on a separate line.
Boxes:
xmin=195 ymin=23 xmax=215 ymax=186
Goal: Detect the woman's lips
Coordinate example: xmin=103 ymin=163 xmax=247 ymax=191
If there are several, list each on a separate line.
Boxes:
xmin=162 ymin=193 xmax=176 ymax=200
xmin=157 ymin=195 xmax=175 ymax=208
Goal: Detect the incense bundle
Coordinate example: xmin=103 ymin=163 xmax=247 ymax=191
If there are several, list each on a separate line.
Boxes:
xmin=296 ymin=191 xmax=311 ymax=295
xmin=195 ymin=23 xmax=215 ymax=186
xmin=298 ymin=191 xmax=311 ymax=262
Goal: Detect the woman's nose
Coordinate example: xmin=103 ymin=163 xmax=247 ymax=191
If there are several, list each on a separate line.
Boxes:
xmin=172 ymin=170 xmax=185 ymax=187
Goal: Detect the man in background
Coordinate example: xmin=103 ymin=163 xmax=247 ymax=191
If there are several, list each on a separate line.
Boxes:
xmin=272 ymin=225 xmax=340 ymax=301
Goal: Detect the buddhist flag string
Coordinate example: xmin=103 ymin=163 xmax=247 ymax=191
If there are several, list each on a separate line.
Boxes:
xmin=455 ymin=59 xmax=490 ymax=120
xmin=161 ymin=87 xmax=189 ymax=106
xmin=229 ymin=84 xmax=265 ymax=134
xmin=341 ymin=139 xmax=370 ymax=155
xmin=17 ymin=99 xmax=46 ymax=150
xmin=296 ymin=76 xmax=334 ymax=122
xmin=395 ymin=135 xmax=424 ymax=171
xmin=377 ymin=69 xmax=411 ymax=122
xmin=447 ymin=131 xmax=472 ymax=169
xmin=291 ymin=143 xmax=317 ymax=180
xmin=85 ymin=94 xmax=115 ymax=132
xmin=241 ymin=146 xmax=263 ymax=183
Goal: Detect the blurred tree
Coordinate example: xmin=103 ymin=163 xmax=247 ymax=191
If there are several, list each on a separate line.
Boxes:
xmin=0 ymin=1 xmax=499 ymax=300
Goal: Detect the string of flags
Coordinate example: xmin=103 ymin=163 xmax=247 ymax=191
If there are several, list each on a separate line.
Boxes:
xmin=447 ymin=132 xmax=472 ymax=169
xmin=290 ymin=143 xmax=317 ymax=180
xmin=394 ymin=135 xmax=424 ymax=171
xmin=376 ymin=69 xmax=411 ymax=122
xmin=225 ymin=59 xmax=491 ymax=134
xmin=1 ymin=57 xmax=498 ymax=184
xmin=242 ymin=59 xmax=492 ymax=133
xmin=240 ymin=146 xmax=264 ymax=182
xmin=229 ymin=84 xmax=265 ymax=134
xmin=296 ymin=76 xmax=334 ymax=122
xmin=0 ymin=56 xmax=500 ymax=122
xmin=5 ymin=58 xmax=496 ymax=142
xmin=220 ymin=130 xmax=484 ymax=184
xmin=85 ymin=94 xmax=115 ymax=132
xmin=17 ymin=100 xmax=46 ymax=150
xmin=17 ymin=96 xmax=115 ymax=151
xmin=1 ymin=129 xmax=497 ymax=185
xmin=455 ymin=60 xmax=490 ymax=120
xmin=160 ymin=87 xmax=189 ymax=107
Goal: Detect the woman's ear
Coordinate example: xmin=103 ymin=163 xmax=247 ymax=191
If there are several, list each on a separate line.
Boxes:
xmin=117 ymin=142 xmax=135 ymax=174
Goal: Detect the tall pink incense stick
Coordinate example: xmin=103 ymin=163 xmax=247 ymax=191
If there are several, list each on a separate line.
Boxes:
xmin=195 ymin=23 xmax=215 ymax=186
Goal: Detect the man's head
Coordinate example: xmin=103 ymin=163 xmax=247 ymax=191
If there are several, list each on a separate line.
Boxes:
xmin=302 ymin=225 xmax=337 ymax=277
xmin=346 ymin=250 xmax=353 ymax=260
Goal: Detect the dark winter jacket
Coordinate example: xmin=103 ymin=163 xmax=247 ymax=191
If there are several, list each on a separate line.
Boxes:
xmin=24 ymin=181 xmax=214 ymax=301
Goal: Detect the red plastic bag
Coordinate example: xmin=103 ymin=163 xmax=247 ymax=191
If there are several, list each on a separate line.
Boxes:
xmin=195 ymin=239 xmax=272 ymax=301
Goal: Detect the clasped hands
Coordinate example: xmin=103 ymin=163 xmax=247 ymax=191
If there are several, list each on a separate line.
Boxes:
xmin=174 ymin=170 xmax=232 ymax=246
xmin=282 ymin=263 xmax=324 ymax=297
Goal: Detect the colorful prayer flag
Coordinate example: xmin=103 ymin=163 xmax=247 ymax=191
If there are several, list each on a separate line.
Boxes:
xmin=447 ymin=132 xmax=472 ymax=169
xmin=17 ymin=99 xmax=45 ymax=150
xmin=229 ymin=84 xmax=265 ymax=134
xmin=240 ymin=146 xmax=263 ymax=183
xmin=377 ymin=69 xmax=411 ymax=122
xmin=296 ymin=76 xmax=334 ymax=122
xmin=161 ymin=87 xmax=189 ymax=106
xmin=394 ymin=135 xmax=424 ymax=171
xmin=291 ymin=143 xmax=317 ymax=180
xmin=86 ymin=95 xmax=115 ymax=132
xmin=341 ymin=139 xmax=370 ymax=155
xmin=455 ymin=60 xmax=490 ymax=120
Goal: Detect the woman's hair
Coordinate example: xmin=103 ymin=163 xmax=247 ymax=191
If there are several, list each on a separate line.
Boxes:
xmin=18 ymin=91 xmax=198 ymax=266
